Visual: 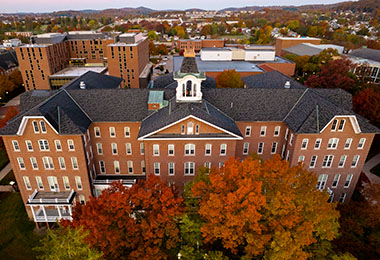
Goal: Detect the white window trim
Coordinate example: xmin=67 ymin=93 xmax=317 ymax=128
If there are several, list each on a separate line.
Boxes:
xmin=358 ymin=138 xmax=366 ymax=150
xmin=332 ymin=174 xmax=341 ymax=188
xmin=25 ymin=140 xmax=33 ymax=152
xmin=94 ymin=127 xmax=101 ymax=137
xmin=274 ymin=126 xmax=281 ymax=137
xmin=67 ymin=139 xmax=75 ymax=151
xmin=109 ymin=127 xmax=116 ymax=137
xmin=153 ymin=144 xmax=160 ymax=156
xmin=260 ymin=126 xmax=266 ymax=137
xmin=245 ymin=126 xmax=251 ymax=137
xmin=12 ymin=140 xmax=20 ymax=152
xmin=168 ymin=144 xmax=175 ymax=156
xmin=220 ymin=144 xmax=227 ymax=156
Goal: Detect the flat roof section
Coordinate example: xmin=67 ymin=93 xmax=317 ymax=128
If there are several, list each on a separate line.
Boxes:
xmin=49 ymin=66 xmax=107 ymax=78
xmin=174 ymin=56 xmax=290 ymax=73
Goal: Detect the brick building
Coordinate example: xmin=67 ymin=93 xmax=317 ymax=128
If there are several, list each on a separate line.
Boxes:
xmin=275 ymin=37 xmax=321 ymax=56
xmin=0 ymin=57 xmax=378 ymax=225
xmin=15 ymin=32 xmax=150 ymax=90
xmin=176 ymin=39 xmax=225 ymax=52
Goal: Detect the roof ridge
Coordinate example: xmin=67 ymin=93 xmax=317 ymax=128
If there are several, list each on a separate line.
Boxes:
xmin=203 ymin=99 xmax=237 ymax=124
xmin=283 ymin=88 xmax=309 ymax=121
xmin=62 ymin=89 xmax=93 ymax=122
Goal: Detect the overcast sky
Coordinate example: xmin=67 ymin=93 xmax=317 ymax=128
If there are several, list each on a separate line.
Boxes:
xmin=2 ymin=0 xmax=347 ymax=13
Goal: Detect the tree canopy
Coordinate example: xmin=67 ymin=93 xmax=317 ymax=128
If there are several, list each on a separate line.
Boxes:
xmin=215 ymin=69 xmax=244 ymax=88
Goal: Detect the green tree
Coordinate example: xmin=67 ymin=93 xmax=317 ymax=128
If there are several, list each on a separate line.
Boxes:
xmin=215 ymin=69 xmax=244 ymax=88
xmin=34 ymin=226 xmax=103 ymax=260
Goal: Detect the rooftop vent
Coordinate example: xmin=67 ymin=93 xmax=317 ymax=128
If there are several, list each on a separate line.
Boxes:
xmin=284 ymin=81 xmax=291 ymax=89
xmin=79 ymin=81 xmax=86 ymax=89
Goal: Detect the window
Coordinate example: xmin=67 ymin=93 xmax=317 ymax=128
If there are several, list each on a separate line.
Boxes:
xmin=42 ymin=157 xmax=54 ymax=169
xmin=25 ymin=140 xmax=33 ymax=151
xmin=339 ymin=192 xmax=346 ymax=203
xmin=47 ymin=176 xmax=58 ymax=192
xmin=205 ymin=144 xmax=212 ymax=156
xmin=111 ymin=143 xmax=118 ymax=155
xmin=141 ymin=161 xmax=146 ymax=174
xmin=281 ymin=145 xmax=285 ymax=158
xmin=219 ymin=162 xmax=224 ymax=168
xmin=32 ymin=121 xmax=39 ymax=133
xmin=358 ymin=138 xmax=366 ymax=149
xmin=338 ymin=119 xmax=345 ymax=131
xmin=285 ymin=128 xmax=289 ymax=140
xmin=23 ymin=176 xmax=31 ymax=190
xmin=124 ymin=127 xmax=130 ymax=137
xmin=168 ymin=162 xmax=175 ymax=175
xmin=168 ymin=144 xmax=175 ymax=156
xmin=96 ymin=143 xmax=103 ymax=155
xmin=301 ymin=139 xmax=308 ymax=150
xmin=184 ymin=162 xmax=195 ymax=175
xmin=185 ymin=144 xmax=195 ymax=156
xmin=55 ymin=140 xmax=62 ymax=151
xmin=71 ymin=157 xmax=78 ymax=170
xmin=75 ymin=176 xmax=83 ymax=190
xmin=126 ymin=143 xmax=132 ymax=155
xmin=67 ymin=140 xmax=75 ymax=151
xmin=322 ymin=155 xmax=334 ymax=168
xmin=271 ymin=142 xmax=278 ymax=154
xmin=181 ymin=124 xmax=185 ymax=134
xmin=338 ymin=155 xmax=347 ymax=168
xmin=332 ymin=174 xmax=341 ymax=188
xmin=344 ymin=174 xmax=353 ymax=188
xmin=310 ymin=155 xmax=317 ymax=168
xmin=328 ymin=192 xmax=334 ymax=203
xmin=114 ymin=161 xmax=120 ymax=173
xmin=58 ymin=157 xmax=66 ymax=169
xmin=99 ymin=161 xmax=106 ymax=173
xmin=204 ymin=162 xmax=211 ymax=169
xmin=30 ymin=157 xmax=38 ymax=169
xmin=36 ymin=176 xmax=43 ymax=190
xmin=12 ymin=140 xmax=20 ymax=151
xmin=331 ymin=119 xmax=338 ymax=131
xmin=79 ymin=195 xmax=86 ymax=205
xmin=257 ymin=142 xmax=264 ymax=154
xmin=351 ymin=155 xmax=360 ymax=168
xmin=109 ymin=127 xmax=116 ymax=137
xmin=94 ymin=127 xmax=100 ymax=137
xmin=220 ymin=144 xmax=227 ymax=156
xmin=317 ymin=174 xmax=328 ymax=190
xmin=344 ymin=138 xmax=352 ymax=149
xmin=195 ymin=125 xmax=199 ymax=134
xmin=245 ymin=126 xmax=251 ymax=137
xmin=17 ymin=157 xmax=25 ymax=170
xmin=274 ymin=126 xmax=280 ymax=136
xmin=63 ymin=176 xmax=70 ymax=190
xmin=314 ymin=139 xmax=322 ymax=149
xmin=289 ymin=134 xmax=294 ymax=145
xmin=243 ymin=143 xmax=249 ymax=155
xmin=38 ymin=140 xmax=49 ymax=151
xmin=286 ymin=150 xmax=290 ymax=161
xmin=40 ymin=121 xmax=47 ymax=133
xmin=153 ymin=144 xmax=159 ymax=156
xmin=260 ymin=126 xmax=266 ymax=136
xmin=128 ymin=161 xmax=133 ymax=174
xmin=298 ymin=155 xmax=305 ymax=162
xmin=187 ymin=122 xmax=194 ymax=134
xmin=140 ymin=143 xmax=144 ymax=155
xmin=154 ymin=162 xmax=160 ymax=175
xmin=327 ymin=138 xmax=339 ymax=149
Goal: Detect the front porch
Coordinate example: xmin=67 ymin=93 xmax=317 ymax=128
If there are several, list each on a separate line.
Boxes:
xmin=26 ymin=189 xmax=76 ymax=223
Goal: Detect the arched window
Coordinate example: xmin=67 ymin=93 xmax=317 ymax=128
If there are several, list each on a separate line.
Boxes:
xmin=186 ymin=80 xmax=192 ymax=96
xmin=187 ymin=122 xmax=194 ymax=134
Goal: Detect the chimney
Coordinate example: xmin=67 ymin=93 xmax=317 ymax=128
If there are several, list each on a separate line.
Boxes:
xmin=79 ymin=81 xmax=86 ymax=89
xmin=284 ymin=81 xmax=291 ymax=89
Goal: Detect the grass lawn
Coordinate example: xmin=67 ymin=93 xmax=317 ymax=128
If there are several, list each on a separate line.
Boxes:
xmin=0 ymin=149 xmax=9 ymax=171
xmin=371 ymin=163 xmax=380 ymax=177
xmin=0 ymin=170 xmax=15 ymax=185
xmin=0 ymin=192 xmax=43 ymax=260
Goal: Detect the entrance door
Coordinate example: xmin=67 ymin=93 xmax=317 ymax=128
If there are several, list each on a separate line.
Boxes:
xmin=48 ymin=176 xmax=59 ymax=192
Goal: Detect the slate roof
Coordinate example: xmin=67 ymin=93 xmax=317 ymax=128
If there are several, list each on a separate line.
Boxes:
xmin=138 ymin=98 xmax=242 ymax=138
xmin=0 ymin=73 xmax=378 ymax=136
xmin=349 ymin=48 xmax=380 ymax=63
xmin=180 ymin=57 xmax=199 ymax=73
xmin=242 ymin=71 xmax=305 ymax=89
xmin=0 ymin=50 xmax=18 ymax=72
xmin=150 ymin=72 xmax=216 ymax=89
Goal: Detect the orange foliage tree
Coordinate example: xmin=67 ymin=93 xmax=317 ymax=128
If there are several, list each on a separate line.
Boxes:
xmin=0 ymin=106 xmax=19 ymax=148
xmin=216 ymin=69 xmax=244 ymax=88
xmin=190 ymin=155 xmax=340 ymax=259
xmin=353 ymin=87 xmax=380 ymax=127
xmin=62 ymin=176 xmax=183 ymax=260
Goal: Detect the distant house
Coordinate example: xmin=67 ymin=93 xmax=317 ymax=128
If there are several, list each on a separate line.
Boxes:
xmin=0 ymin=49 xmax=18 ymax=75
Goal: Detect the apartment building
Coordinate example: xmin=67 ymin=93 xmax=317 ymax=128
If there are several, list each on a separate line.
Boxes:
xmin=0 ymin=56 xmax=378 ymax=225
xmin=15 ymin=32 xmax=150 ymax=90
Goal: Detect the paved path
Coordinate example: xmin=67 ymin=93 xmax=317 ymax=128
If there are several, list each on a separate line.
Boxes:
xmin=363 ymin=153 xmax=380 ymax=184
xmin=0 ymin=163 xmax=11 ymax=182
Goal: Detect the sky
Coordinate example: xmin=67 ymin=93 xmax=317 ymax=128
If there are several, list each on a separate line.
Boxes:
xmin=1 ymin=0 xmax=348 ymax=13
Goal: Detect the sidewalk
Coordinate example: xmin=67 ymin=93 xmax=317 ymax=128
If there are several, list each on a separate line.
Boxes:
xmin=0 ymin=163 xmax=11 ymax=182
xmin=363 ymin=153 xmax=380 ymax=184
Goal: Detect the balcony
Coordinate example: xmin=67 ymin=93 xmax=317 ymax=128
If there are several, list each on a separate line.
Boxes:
xmin=27 ymin=189 xmax=76 ymax=205
xmin=34 ymin=207 xmax=72 ymax=223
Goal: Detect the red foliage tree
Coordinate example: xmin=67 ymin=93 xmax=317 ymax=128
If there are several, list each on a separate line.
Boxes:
xmin=0 ymin=106 xmax=19 ymax=148
xmin=353 ymin=87 xmax=380 ymax=127
xmin=62 ymin=176 xmax=183 ymax=260
xmin=305 ymin=58 xmax=356 ymax=92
